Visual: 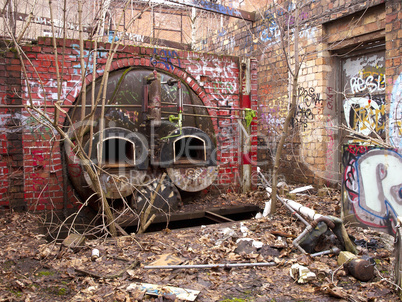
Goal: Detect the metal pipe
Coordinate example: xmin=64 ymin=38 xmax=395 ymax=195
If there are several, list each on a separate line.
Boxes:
xmin=183 ymin=103 xmax=243 ymax=110
xmin=277 ymin=196 xmax=310 ymax=226
xmin=282 ymin=198 xmax=323 ymax=221
xmin=313 ymin=216 xmax=336 ymax=229
xmin=160 ymin=102 xmax=246 ymax=111
xmin=292 ymin=215 xmax=337 ymax=254
xmin=161 ymin=111 xmax=242 ymax=119
xmin=292 ymin=224 xmax=313 ymax=254
xmin=257 ymin=167 xmax=310 ymax=226
xmin=144 ymin=262 xmax=276 ymax=270
xmin=310 ymin=247 xmax=341 ymax=257
xmin=0 ymin=103 xmax=245 ymax=110
xmin=0 ymin=104 xmax=142 ymax=108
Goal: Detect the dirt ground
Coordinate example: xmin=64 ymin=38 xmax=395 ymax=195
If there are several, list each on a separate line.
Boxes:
xmin=0 ymin=187 xmax=400 ymax=302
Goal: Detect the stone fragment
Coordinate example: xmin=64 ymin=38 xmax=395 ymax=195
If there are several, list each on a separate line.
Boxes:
xmin=62 ymin=234 xmax=86 ymax=249
xmin=337 ymin=251 xmax=357 ymax=266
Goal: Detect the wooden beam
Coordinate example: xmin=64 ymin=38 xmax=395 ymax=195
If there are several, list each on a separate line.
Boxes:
xmin=205 ymin=211 xmax=234 ymax=223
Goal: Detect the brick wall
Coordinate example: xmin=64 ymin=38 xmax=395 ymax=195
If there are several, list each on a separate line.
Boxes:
xmin=386 ymin=0 xmax=402 ymax=144
xmin=195 ymin=0 xmax=400 ymax=187
xmin=0 ymin=38 xmax=257 ymax=211
xmin=0 ymin=49 xmax=25 ymax=210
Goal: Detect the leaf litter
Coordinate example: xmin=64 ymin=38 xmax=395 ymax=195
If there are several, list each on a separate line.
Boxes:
xmin=0 ymin=186 xmax=399 ymax=301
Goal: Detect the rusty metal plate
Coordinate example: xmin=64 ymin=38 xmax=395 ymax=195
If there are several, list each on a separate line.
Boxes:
xmin=167 ymin=166 xmax=218 ymax=192
xmin=84 ymin=170 xmax=147 ymax=199
xmin=134 ymin=175 xmax=181 ymax=214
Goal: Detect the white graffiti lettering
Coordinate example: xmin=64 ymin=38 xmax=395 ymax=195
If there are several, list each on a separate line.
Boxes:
xmin=350 ymin=74 xmax=385 ymax=94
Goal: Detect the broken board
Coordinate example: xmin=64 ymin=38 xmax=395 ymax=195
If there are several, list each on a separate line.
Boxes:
xmin=148 ymin=253 xmax=183 ymax=266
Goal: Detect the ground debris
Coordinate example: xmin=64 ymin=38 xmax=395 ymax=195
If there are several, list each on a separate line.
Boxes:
xmin=0 ymin=188 xmax=400 ymax=301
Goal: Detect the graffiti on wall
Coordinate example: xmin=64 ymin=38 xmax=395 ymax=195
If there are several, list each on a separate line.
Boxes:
xmin=342 ymin=53 xmax=386 ymax=138
xmin=342 ymin=147 xmax=402 ymax=234
xmin=258 ymin=93 xmax=288 ymax=136
xmin=26 ymin=80 xmax=81 ymax=106
xmin=389 ymin=73 xmax=402 ymax=151
xmin=259 ymin=105 xmax=285 ymax=134
xmin=349 ymin=68 xmax=385 ymax=95
xmin=291 ymin=87 xmax=323 ymax=130
xmin=343 ymin=96 xmax=386 ymax=136
xmin=70 ymin=44 xmax=107 ymax=75
xmin=153 ymin=48 xmax=181 ymax=71
xmin=216 ymin=118 xmax=239 ymax=165
xmin=187 ymin=55 xmax=237 ymax=81
xmin=187 ymin=54 xmax=238 ymax=107
xmin=259 ymin=13 xmax=280 ymax=43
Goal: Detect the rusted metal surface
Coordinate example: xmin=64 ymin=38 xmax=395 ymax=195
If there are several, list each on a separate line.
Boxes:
xmin=344 ymin=257 xmax=375 ymax=282
xmin=144 ymin=70 xmax=162 ymax=123
xmin=133 ymin=175 xmax=182 ymax=215
xmin=65 ymin=67 xmax=216 ymax=209
xmin=167 ymin=166 xmax=218 ymax=192
xmin=160 ymin=127 xmax=216 ymax=168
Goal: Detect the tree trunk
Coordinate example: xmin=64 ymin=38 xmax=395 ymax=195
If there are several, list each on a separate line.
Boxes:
xmin=270 ymin=75 xmax=298 ymax=213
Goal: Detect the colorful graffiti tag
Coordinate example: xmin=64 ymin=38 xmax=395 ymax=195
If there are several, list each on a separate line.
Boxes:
xmin=343 ymin=96 xmax=386 ymax=137
xmin=342 ymin=147 xmax=402 ymax=234
xmin=389 ymin=73 xmax=402 ymax=151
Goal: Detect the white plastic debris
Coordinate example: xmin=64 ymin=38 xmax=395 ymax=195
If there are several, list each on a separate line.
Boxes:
xmin=289 ymin=185 xmax=314 ymax=194
xmin=127 ymin=283 xmax=200 ymax=301
xmin=240 ymin=222 xmax=249 ymax=237
xmin=91 ymin=248 xmax=100 ymax=261
xmin=277 ymin=181 xmax=288 ymax=188
xmin=220 ymin=227 xmax=236 ymax=237
xmin=290 ymin=263 xmax=316 ymax=283
xmin=255 ymin=212 xmax=263 ymax=219
xmin=262 ymin=200 xmax=271 ymax=217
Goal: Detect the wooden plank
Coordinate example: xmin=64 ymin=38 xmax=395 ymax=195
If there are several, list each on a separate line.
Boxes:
xmin=205 ymin=211 xmax=234 ymax=223
xmin=148 ymin=253 xmax=183 ymax=266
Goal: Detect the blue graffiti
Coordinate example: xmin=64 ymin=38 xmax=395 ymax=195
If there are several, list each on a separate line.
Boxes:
xmin=218 ymin=28 xmax=227 ymax=37
xmin=70 ymin=44 xmax=107 ymax=75
xmin=196 ymin=0 xmax=241 ymax=17
xmin=153 ymin=48 xmax=181 ymax=71
xmin=259 ymin=12 xmax=279 ymax=42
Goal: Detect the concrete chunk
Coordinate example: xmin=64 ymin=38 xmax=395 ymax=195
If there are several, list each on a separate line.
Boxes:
xmin=62 ymin=234 xmax=86 ymax=249
xmin=337 ymin=251 xmax=357 ymax=266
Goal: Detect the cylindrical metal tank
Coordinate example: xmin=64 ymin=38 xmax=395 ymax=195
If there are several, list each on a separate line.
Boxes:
xmin=64 ymin=67 xmax=217 ymax=213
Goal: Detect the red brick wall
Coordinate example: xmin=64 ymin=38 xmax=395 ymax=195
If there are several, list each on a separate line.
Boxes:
xmin=0 ymin=38 xmax=257 ymax=211
xmin=0 ymin=51 xmax=25 ymax=210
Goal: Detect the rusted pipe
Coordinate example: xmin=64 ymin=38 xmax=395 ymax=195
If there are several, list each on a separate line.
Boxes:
xmin=311 ymin=216 xmax=335 ymax=230
xmin=144 ymin=262 xmax=276 ymax=270
xmin=0 ymin=104 xmax=143 ymax=108
xmin=293 ymin=216 xmax=335 ymax=254
xmin=292 ymin=224 xmax=314 ymax=254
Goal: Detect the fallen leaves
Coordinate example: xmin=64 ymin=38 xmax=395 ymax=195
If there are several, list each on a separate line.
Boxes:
xmin=0 ymin=188 xmax=400 ymax=301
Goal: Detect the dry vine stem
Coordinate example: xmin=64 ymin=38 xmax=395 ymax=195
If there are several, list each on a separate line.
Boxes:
xmin=138 ymin=172 xmax=167 ymax=234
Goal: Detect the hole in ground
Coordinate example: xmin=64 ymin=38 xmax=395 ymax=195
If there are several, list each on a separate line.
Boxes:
xmin=125 ymin=205 xmax=261 ymax=233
